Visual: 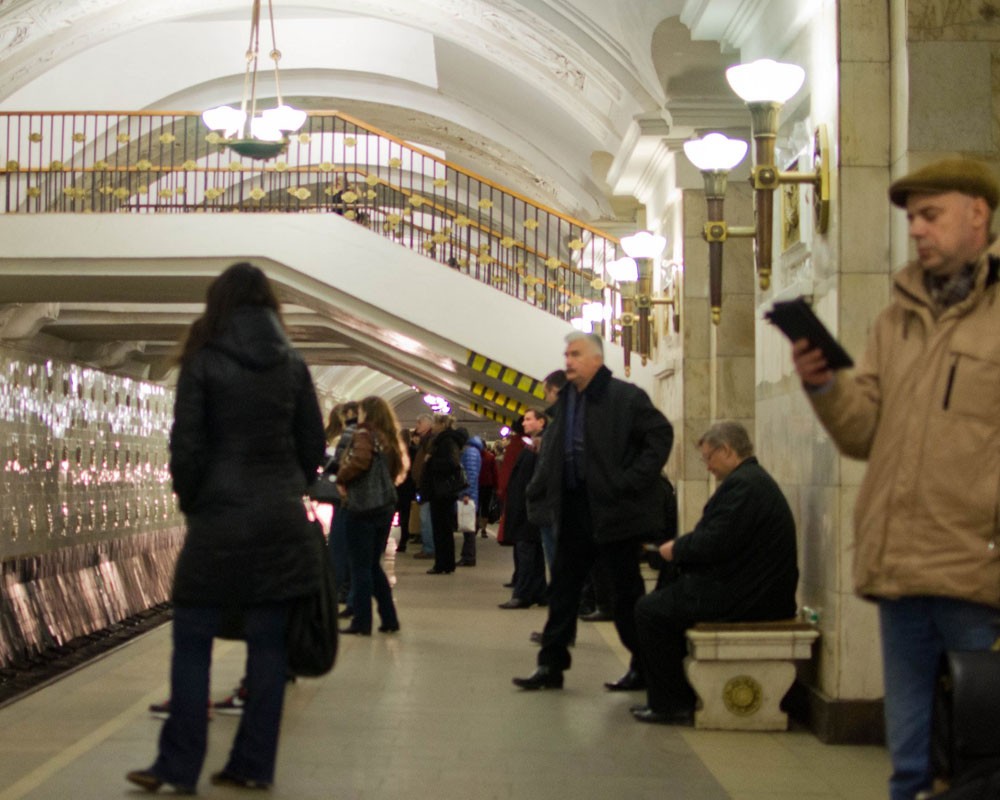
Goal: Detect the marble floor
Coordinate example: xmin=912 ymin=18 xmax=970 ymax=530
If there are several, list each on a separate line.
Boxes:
xmin=0 ymin=529 xmax=890 ymax=800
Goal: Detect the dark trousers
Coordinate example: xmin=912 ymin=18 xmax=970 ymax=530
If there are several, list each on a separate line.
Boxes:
xmin=344 ymin=505 xmax=399 ymax=634
xmin=395 ymin=496 xmax=412 ymax=551
xmin=634 ymin=584 xmax=698 ymax=713
xmin=512 ymin=539 xmax=547 ymax=604
xmin=537 ymin=486 xmax=645 ymax=673
xmin=328 ymin=505 xmax=350 ymax=601
xmin=429 ymin=497 xmax=456 ymax=572
xmin=153 ymin=604 xmax=288 ymax=787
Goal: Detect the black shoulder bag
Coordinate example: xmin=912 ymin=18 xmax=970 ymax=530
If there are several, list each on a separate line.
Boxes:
xmin=285 ymin=518 xmax=339 ymax=677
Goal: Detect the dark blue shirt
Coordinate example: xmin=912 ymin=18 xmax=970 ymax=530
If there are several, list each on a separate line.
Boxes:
xmin=563 ymin=385 xmax=586 ymax=488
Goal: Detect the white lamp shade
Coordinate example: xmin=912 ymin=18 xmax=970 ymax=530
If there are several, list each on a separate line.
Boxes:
xmin=683 ymin=133 xmax=748 ymax=171
xmin=620 ymin=232 xmax=667 ymax=260
xmin=201 ymin=105 xmax=246 ymax=139
xmin=581 ymin=302 xmax=605 ymax=323
xmin=607 ymin=256 xmax=639 ymax=283
xmin=249 ymin=116 xmax=285 ymax=142
xmin=263 ymin=104 xmax=307 ymax=132
xmin=725 ymin=59 xmax=805 ymax=104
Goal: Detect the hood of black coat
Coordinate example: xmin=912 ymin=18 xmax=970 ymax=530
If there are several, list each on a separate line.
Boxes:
xmin=435 ymin=428 xmax=466 ymax=448
xmin=207 ymin=307 xmax=291 ymax=370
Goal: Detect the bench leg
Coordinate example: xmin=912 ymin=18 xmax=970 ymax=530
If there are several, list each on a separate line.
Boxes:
xmin=684 ymin=659 xmax=796 ymax=731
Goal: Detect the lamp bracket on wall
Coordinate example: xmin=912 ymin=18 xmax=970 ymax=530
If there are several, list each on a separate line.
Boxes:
xmin=772 ymin=123 xmax=831 ymax=234
xmin=703 ymin=221 xmax=755 ymax=243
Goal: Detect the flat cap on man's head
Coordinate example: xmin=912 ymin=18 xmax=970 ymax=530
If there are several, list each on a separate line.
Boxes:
xmin=889 ymin=158 xmax=1000 ymax=210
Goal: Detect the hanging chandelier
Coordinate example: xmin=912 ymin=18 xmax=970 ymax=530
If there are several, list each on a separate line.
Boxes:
xmin=201 ymin=0 xmax=307 ymax=160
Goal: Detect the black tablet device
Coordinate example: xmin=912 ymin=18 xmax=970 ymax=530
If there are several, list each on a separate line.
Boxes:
xmin=765 ymin=297 xmax=854 ymax=370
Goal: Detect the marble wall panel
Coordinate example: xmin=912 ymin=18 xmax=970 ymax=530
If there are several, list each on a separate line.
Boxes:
xmin=682 ymin=355 xmax=712 ymax=427
xmin=838 ymin=166 xmax=892 ymax=274
xmin=839 ymin=0 xmax=890 ymax=62
xmin=682 ymin=411 xmax=713 ymax=484
xmin=840 ymin=61 xmax=891 ymax=167
xmin=909 ymin=41 xmax=993 ymax=151
xmin=683 ymin=234 xmax=710 ymax=300
xmin=716 ymin=356 xmax=755 ymax=420
xmin=683 ymin=295 xmax=711 ymax=360
xmin=836 ymin=591 xmax=884 ymax=699
xmin=908 ymin=0 xmax=1000 ymax=42
xmin=838 ymin=482 xmax=861 ymax=603
xmin=716 ymin=293 xmax=755 ymax=358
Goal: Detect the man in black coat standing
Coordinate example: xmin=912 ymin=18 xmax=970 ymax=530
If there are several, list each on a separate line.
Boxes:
xmin=631 ymin=421 xmax=798 ymax=725
xmin=513 ymin=332 xmax=673 ymax=691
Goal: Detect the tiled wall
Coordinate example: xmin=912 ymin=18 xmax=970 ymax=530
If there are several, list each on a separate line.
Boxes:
xmin=0 ymin=347 xmax=184 ymax=668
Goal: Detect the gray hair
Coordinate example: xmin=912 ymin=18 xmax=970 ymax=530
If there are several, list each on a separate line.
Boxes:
xmin=564 ymin=331 xmax=604 ymax=357
xmin=416 ymin=413 xmax=433 ymax=424
xmin=697 ymin=421 xmax=754 ymax=458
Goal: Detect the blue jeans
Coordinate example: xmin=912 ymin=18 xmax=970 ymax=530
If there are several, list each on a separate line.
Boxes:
xmin=343 ymin=505 xmax=399 ymax=634
xmin=419 ymin=502 xmax=434 ymax=554
xmin=153 ymin=604 xmax=289 ymax=788
xmin=878 ymin=596 xmax=1000 ymax=800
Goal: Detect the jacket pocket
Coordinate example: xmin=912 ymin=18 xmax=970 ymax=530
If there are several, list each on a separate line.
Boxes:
xmin=942 ymin=349 xmax=1000 ymax=422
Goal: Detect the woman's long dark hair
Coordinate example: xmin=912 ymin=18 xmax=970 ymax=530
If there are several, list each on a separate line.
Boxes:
xmin=179 ymin=262 xmax=282 ymax=364
xmin=359 ymin=396 xmax=406 ymax=481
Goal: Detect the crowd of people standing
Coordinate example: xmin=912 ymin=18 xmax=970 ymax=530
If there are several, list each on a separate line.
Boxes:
xmin=136 ymin=153 xmax=1000 ymax=800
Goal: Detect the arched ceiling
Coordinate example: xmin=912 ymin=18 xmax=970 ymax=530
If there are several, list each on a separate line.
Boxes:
xmin=0 ymin=0 xmax=815 ymax=414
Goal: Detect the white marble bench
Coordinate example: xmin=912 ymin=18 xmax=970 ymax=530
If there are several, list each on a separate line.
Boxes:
xmin=684 ymin=620 xmax=819 ymax=731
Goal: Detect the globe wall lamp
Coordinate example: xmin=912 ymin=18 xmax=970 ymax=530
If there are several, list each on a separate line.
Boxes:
xmin=611 ymin=231 xmax=678 ymax=375
xmin=684 ymin=59 xmax=830 ymax=323
xmin=201 ymin=0 xmax=307 ymax=160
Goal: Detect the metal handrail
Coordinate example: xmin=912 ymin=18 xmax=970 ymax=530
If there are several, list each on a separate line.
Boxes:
xmin=0 ymin=110 xmax=622 ymax=339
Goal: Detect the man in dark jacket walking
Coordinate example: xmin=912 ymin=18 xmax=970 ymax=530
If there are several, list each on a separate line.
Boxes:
xmin=630 ymin=421 xmax=798 ymax=725
xmin=513 ymin=332 xmax=673 ymax=691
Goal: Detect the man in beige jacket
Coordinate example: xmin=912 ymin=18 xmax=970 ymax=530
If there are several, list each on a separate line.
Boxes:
xmin=793 ymin=159 xmax=1000 ymax=800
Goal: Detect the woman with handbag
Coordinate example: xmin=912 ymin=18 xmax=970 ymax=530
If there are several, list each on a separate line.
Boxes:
xmin=127 ymin=263 xmax=325 ymax=794
xmin=336 ymin=396 xmax=408 ymax=635
xmin=419 ymin=414 xmax=468 ymax=575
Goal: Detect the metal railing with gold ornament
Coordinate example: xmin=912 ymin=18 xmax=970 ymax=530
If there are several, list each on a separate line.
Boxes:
xmin=0 ymin=110 xmax=622 ymax=340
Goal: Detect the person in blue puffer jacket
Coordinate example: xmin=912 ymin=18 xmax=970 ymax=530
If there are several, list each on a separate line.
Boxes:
xmin=457 ymin=432 xmax=483 ymax=566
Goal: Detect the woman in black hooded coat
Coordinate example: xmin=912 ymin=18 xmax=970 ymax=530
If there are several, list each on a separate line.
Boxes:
xmin=128 ymin=263 xmax=325 ymax=794
xmin=419 ymin=414 xmax=467 ymax=574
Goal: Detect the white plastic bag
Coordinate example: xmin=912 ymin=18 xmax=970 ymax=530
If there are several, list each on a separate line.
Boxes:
xmin=456 ymin=498 xmax=477 ymax=533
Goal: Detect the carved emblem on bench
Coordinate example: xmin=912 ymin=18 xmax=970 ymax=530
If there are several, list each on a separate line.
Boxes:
xmin=723 ymin=675 xmax=762 ymax=716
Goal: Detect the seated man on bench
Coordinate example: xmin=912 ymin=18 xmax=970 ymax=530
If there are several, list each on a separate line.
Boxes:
xmin=631 ymin=421 xmax=799 ymax=725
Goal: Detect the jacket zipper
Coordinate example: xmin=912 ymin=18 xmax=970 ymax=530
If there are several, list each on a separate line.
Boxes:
xmin=943 ymin=357 xmax=958 ymax=410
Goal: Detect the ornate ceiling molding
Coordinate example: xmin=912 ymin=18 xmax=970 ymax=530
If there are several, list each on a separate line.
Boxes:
xmin=680 ymin=0 xmax=822 ymax=59
xmin=0 ymin=0 xmax=662 ymax=146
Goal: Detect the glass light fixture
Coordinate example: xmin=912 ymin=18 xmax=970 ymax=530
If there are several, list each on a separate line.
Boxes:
xmin=607 ymin=256 xmax=639 ymax=283
xmin=620 ymin=231 xmax=667 ymax=260
xmin=581 ymin=302 xmax=606 ymax=323
xmin=423 ymin=394 xmax=451 ymax=414
xmin=683 ymin=133 xmax=748 ymax=172
xmin=725 ymin=59 xmax=805 ymax=104
xmin=570 ymin=317 xmax=593 ymax=333
xmin=201 ymin=0 xmax=307 ymax=159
